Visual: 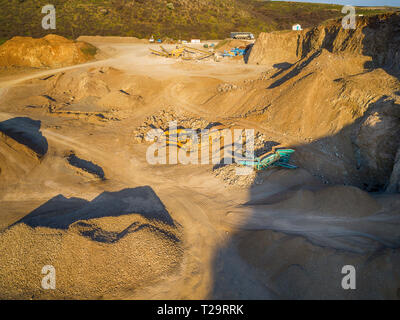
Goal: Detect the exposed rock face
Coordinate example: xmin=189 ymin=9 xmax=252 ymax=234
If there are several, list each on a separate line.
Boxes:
xmin=244 ymin=13 xmax=400 ymax=192
xmin=249 ymin=13 xmax=400 ymax=71
xmin=387 ymin=147 xmax=400 ymax=193
xmin=0 ymin=34 xmax=97 ymax=68
xmin=247 ymin=31 xmax=303 ymax=66
xmin=353 ymin=99 xmax=400 ymax=190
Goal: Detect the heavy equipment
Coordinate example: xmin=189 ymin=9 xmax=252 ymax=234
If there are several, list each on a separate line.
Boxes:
xmin=238 ymin=149 xmax=297 ymax=170
xmin=154 ymin=125 xmax=297 ymax=171
xmin=149 ymin=45 xmax=214 ymax=60
xmin=222 ymin=47 xmax=247 ymax=57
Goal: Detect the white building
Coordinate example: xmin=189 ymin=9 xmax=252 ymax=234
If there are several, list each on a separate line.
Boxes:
xmin=191 ymin=39 xmax=201 ymax=44
xmin=292 ymin=24 xmax=302 ymax=31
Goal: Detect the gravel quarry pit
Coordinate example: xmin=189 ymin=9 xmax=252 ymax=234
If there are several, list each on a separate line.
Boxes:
xmin=1 ymin=14 xmax=400 ymax=299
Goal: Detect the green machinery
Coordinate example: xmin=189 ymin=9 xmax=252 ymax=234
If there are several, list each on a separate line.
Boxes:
xmin=237 ymin=149 xmax=297 ymax=170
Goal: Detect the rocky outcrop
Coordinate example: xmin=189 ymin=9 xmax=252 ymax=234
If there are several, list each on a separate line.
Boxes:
xmin=245 ymin=13 xmax=400 ymax=192
xmin=247 ymin=31 xmax=303 ymax=66
xmin=387 ymin=147 xmax=400 ymax=193
xmin=0 ymin=34 xmax=97 ymax=68
xmin=249 ymin=13 xmax=400 ymax=71
xmin=352 ymin=99 xmax=400 ymax=190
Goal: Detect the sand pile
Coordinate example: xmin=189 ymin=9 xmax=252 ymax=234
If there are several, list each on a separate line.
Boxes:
xmin=226 ymin=183 xmax=400 ymax=253
xmin=235 ymin=227 xmax=400 ymax=299
xmin=249 ymin=185 xmax=382 ymax=218
xmin=0 ymin=34 xmax=98 ymax=68
xmin=213 ymin=164 xmax=264 ymax=188
xmin=0 ymin=187 xmax=183 ymax=299
xmin=227 ymin=179 xmax=400 ymax=298
xmin=132 ymin=109 xmax=212 ymax=143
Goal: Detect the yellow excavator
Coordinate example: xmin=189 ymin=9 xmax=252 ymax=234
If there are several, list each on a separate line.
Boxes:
xmin=159 ymin=125 xmax=231 ymax=151
xmin=150 ymin=45 xmax=214 ymax=60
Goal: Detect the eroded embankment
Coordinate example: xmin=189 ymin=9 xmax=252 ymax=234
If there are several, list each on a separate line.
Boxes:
xmin=237 ymin=13 xmax=400 ymax=192
xmin=248 ymin=13 xmax=400 ymax=71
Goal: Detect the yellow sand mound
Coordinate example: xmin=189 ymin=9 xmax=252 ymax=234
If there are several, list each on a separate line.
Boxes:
xmin=0 ymin=34 xmax=98 ymax=68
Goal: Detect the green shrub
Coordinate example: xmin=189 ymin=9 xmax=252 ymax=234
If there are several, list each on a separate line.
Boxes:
xmin=80 ymin=44 xmax=98 ymax=57
xmin=0 ymin=0 xmax=395 ymax=40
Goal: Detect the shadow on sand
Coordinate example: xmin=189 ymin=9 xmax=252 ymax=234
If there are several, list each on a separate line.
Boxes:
xmin=14 ymin=186 xmax=175 ymax=230
xmin=67 ymin=153 xmax=106 ymax=180
xmin=12 ymin=186 xmax=179 ymax=244
xmin=0 ymin=117 xmax=48 ymax=157
xmin=208 ymin=29 xmax=400 ymax=297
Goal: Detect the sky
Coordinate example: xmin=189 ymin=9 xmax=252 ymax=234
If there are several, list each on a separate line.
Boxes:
xmin=272 ymin=0 xmax=400 ymax=6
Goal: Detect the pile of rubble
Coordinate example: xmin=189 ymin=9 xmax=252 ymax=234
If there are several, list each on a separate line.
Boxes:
xmin=217 ymin=83 xmax=238 ymax=93
xmin=133 ymin=109 xmax=283 ymax=187
xmin=213 ymin=163 xmax=279 ymax=188
xmin=132 ymin=109 xmax=210 ymax=143
xmin=133 ymin=110 xmax=276 ymax=153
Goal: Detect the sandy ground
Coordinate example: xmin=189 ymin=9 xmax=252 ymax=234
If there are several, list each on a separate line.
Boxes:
xmin=0 ymin=43 xmax=258 ymax=87
xmin=0 ymin=42 xmax=399 ymax=300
